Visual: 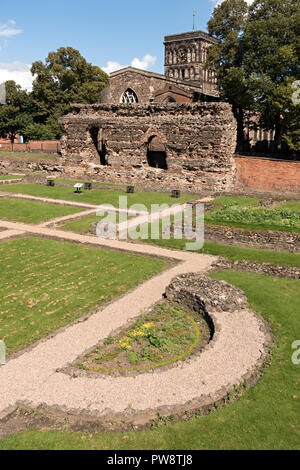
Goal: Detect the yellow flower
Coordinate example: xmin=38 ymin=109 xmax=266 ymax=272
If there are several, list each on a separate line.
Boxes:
xmin=130 ymin=330 xmax=145 ymax=338
xmin=141 ymin=322 xmax=155 ymax=330
xmin=119 ymin=338 xmax=132 ymax=350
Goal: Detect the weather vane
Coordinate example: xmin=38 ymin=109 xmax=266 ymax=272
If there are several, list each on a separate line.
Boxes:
xmin=193 ymin=9 xmax=197 ymax=31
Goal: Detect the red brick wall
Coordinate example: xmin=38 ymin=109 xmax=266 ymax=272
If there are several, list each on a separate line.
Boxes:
xmin=0 ymin=141 xmax=60 ymax=153
xmin=235 ymin=156 xmax=300 ymax=194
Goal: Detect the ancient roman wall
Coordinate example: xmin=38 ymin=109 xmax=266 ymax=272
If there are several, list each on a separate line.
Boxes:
xmin=59 ymin=102 xmax=237 ymax=192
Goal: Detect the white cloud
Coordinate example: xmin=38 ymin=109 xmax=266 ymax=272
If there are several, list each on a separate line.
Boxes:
xmin=102 ymin=54 xmax=157 ymax=75
xmin=0 ymin=20 xmax=22 ymax=37
xmin=131 ymin=54 xmax=157 ymax=70
xmin=0 ymin=62 xmax=34 ymax=91
xmin=102 ymin=61 xmax=126 ymax=74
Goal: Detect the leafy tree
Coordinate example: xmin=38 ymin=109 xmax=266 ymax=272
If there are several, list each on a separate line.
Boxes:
xmin=207 ymin=0 xmax=299 ymax=153
xmin=206 ymin=0 xmax=252 ymax=151
xmin=243 ymin=0 xmax=299 ymax=150
xmin=23 ymin=123 xmax=57 ymax=141
xmin=31 ymin=47 xmax=109 ymax=130
xmin=0 ymin=81 xmax=33 ymax=143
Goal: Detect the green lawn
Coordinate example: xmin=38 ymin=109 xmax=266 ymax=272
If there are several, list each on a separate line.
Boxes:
xmin=280 ymin=201 xmax=300 ymax=212
xmin=61 ymin=214 xmax=105 ymax=233
xmin=212 ymin=196 xmax=260 ymax=207
xmin=56 ymin=178 xmax=127 ymax=187
xmin=1 ymin=272 xmax=299 ymax=449
xmin=200 ymin=242 xmax=300 ymax=268
xmin=0 ymin=238 xmax=166 ymax=355
xmin=0 ymin=198 xmax=83 ymax=223
xmin=137 ymin=216 xmax=300 ymax=268
xmin=0 ymin=175 xmax=23 ymax=180
xmin=148 ymin=239 xmax=300 ymax=267
xmin=0 ymin=152 xmax=58 ymax=160
xmin=61 ymin=213 xmax=136 ymax=234
xmin=2 ymin=184 xmax=195 ymax=210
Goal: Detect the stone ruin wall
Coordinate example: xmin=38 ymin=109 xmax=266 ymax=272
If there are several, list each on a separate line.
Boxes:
xmin=59 ymin=102 xmax=237 ymax=192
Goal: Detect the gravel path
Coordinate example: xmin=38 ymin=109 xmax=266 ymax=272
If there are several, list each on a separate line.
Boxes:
xmin=0 ymin=215 xmax=269 ymax=424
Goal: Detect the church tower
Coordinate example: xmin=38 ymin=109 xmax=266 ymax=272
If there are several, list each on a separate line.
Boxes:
xmin=164 ymin=30 xmax=219 ymax=89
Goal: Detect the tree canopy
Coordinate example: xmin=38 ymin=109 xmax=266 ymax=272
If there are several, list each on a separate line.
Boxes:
xmin=0 ymin=47 xmax=109 ymax=142
xmin=0 ymin=81 xmax=33 ymax=143
xmin=31 ymin=47 xmax=109 ymax=132
xmin=207 ymin=0 xmax=300 ymax=153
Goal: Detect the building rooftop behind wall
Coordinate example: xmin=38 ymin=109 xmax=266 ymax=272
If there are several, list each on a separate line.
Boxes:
xmin=164 ymin=29 xmax=219 ymax=44
xmin=110 ymin=66 xmax=166 ymax=79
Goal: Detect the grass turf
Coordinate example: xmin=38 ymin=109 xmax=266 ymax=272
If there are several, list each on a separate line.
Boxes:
xmin=61 ymin=213 xmax=135 ymax=234
xmin=0 ymin=152 xmax=58 ymax=160
xmin=2 ymin=184 xmax=195 ymax=210
xmin=61 ymin=215 xmax=105 ymax=233
xmin=0 ymin=175 xmax=23 ymax=180
xmin=56 ymin=178 xmax=127 ymax=187
xmin=1 ymin=272 xmax=299 ymax=449
xmin=280 ymin=201 xmax=300 ymax=212
xmin=0 ymin=238 xmax=166 ymax=355
xmin=141 ymin=229 xmax=300 ymax=268
xmin=0 ymin=198 xmax=83 ymax=224
xmin=212 ymin=196 xmax=260 ymax=207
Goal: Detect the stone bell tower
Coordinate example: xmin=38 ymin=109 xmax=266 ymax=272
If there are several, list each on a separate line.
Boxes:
xmin=164 ymin=30 xmax=219 ymax=87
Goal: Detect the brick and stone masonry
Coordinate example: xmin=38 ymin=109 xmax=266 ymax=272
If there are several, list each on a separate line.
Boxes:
xmin=59 ymin=102 xmax=237 ymax=192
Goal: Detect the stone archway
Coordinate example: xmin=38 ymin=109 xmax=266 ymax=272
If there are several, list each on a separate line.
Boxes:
xmin=147 ymin=135 xmax=168 ymax=170
xmin=163 ymin=96 xmax=176 ymax=104
xmin=89 ymin=127 xmax=108 ymax=166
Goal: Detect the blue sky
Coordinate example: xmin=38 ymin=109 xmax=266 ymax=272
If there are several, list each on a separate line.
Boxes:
xmin=0 ymin=0 xmax=243 ymax=89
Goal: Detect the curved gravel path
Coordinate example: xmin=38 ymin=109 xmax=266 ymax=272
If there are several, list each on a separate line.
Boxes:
xmin=0 ymin=216 xmax=270 ymax=426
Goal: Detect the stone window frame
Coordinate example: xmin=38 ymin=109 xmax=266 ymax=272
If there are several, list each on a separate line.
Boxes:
xmin=120 ymin=88 xmax=139 ymax=104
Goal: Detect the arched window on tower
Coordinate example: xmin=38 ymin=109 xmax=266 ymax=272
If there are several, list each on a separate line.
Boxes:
xmin=121 ymin=88 xmax=139 ymax=104
xmin=192 ymin=47 xmax=196 ymax=62
xmin=187 ymin=48 xmax=191 ymax=63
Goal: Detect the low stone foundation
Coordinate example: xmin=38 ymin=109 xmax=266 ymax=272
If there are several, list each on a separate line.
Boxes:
xmin=165 ymin=273 xmax=249 ymax=314
xmin=209 ymin=258 xmax=300 ymax=280
xmin=205 ymin=224 xmax=300 ymax=253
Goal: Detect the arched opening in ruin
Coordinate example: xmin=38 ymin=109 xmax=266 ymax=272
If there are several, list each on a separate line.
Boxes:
xmin=89 ymin=127 xmax=108 ymax=166
xmin=121 ymin=88 xmax=139 ymax=104
xmin=147 ymin=136 xmax=168 ymax=170
xmin=163 ymin=96 xmax=176 ymax=104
